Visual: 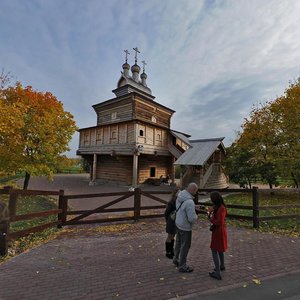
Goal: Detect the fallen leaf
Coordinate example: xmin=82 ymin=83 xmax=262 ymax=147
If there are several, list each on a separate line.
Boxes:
xmin=243 ymin=284 xmax=247 ymax=288
xmin=181 ymin=276 xmax=186 ymax=280
xmin=252 ymin=279 xmax=261 ymax=285
xmin=277 ymin=291 xmax=282 ymax=294
xmin=160 ymin=277 xmax=164 ymax=281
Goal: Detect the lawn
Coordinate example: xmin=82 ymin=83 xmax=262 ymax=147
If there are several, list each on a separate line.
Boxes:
xmin=223 ymin=190 xmax=300 ymax=237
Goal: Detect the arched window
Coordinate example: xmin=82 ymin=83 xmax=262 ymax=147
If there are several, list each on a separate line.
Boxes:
xmin=139 ymin=130 xmax=144 ymax=136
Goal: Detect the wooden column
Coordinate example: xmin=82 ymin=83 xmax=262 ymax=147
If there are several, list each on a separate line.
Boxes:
xmin=199 ymin=168 xmax=204 ymax=188
xmin=89 ymin=153 xmax=97 ymax=185
xmin=171 ymin=157 xmax=176 ymax=185
xmin=132 ymin=153 xmax=139 ymax=187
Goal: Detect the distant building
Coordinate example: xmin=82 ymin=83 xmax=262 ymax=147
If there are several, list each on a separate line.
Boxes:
xmin=77 ymin=48 xmax=228 ymax=189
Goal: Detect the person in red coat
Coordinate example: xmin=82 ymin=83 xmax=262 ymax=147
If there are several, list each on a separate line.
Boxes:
xmin=208 ymin=191 xmax=228 ymax=280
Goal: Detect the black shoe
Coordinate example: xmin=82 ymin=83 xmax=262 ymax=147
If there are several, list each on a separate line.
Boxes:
xmin=179 ymin=266 xmax=194 ymax=273
xmin=166 ymin=252 xmax=173 ymax=259
xmin=209 ymin=271 xmax=222 ymax=280
xmin=173 ymin=259 xmax=179 ymax=267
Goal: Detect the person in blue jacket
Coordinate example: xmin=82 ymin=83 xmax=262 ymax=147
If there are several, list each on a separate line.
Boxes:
xmin=172 ymin=182 xmax=198 ymax=273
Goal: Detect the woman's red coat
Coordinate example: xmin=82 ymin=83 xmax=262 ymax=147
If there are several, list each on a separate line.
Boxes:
xmin=210 ymin=205 xmax=228 ymax=252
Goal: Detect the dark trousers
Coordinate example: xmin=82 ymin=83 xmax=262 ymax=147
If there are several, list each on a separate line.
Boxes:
xmin=174 ymin=228 xmax=192 ymax=269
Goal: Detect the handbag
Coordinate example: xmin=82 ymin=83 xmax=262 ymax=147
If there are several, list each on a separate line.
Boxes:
xmin=169 ymin=202 xmax=184 ymax=221
xmin=209 ymin=224 xmax=216 ymax=231
xmin=169 ymin=210 xmax=176 ymax=221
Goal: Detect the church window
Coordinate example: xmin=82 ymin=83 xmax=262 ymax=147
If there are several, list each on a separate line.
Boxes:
xmin=151 ymin=116 xmax=157 ymax=123
xmin=139 ymin=129 xmax=144 ymax=136
xmin=84 ymin=133 xmax=89 ymax=145
xmin=111 ymin=131 xmax=117 ymax=139
xmin=111 ymin=112 xmax=117 ymax=120
xmin=150 ymin=167 xmax=156 ymax=177
xmin=96 ymin=130 xmax=102 ymax=141
xmin=156 ymin=133 xmax=161 ymax=141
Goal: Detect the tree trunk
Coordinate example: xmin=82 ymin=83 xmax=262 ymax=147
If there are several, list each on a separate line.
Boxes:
xmin=23 ymin=172 xmax=31 ymax=190
xmin=291 ymin=172 xmax=299 ymax=188
xmin=247 ymin=179 xmax=252 ymax=189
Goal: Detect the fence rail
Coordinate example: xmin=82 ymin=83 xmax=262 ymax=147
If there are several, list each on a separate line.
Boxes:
xmin=1 ymin=186 xmax=299 ymax=256
xmin=0 ymin=186 xmax=63 ymax=256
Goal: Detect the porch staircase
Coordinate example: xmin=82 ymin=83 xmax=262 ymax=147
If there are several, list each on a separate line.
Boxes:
xmin=203 ymin=164 xmax=228 ymax=189
xmin=180 ymin=164 xmax=228 ymax=189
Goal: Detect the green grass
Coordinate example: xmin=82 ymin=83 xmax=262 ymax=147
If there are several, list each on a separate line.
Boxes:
xmin=0 ymin=173 xmax=24 ymax=184
xmin=224 ymin=191 xmax=300 ymax=237
xmin=56 ymin=165 xmax=84 ymax=174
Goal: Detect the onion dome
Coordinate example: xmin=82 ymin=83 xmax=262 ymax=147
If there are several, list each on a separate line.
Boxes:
xmin=131 ymin=63 xmax=140 ymax=82
xmin=122 ymin=62 xmax=130 ymax=77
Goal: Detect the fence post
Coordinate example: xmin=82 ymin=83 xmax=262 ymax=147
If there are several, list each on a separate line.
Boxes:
xmin=8 ymin=189 xmax=18 ymax=222
xmin=0 ymin=220 xmax=9 ymax=256
xmin=134 ymin=188 xmax=141 ymax=221
xmin=252 ymin=186 xmax=260 ymax=229
xmin=58 ymin=190 xmax=67 ymax=228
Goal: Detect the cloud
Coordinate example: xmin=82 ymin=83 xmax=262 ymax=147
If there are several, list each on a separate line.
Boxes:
xmin=1 ymin=0 xmax=300 ymax=155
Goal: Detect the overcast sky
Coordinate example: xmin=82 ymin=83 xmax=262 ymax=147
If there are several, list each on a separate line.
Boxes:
xmin=1 ymin=0 xmax=300 ymax=157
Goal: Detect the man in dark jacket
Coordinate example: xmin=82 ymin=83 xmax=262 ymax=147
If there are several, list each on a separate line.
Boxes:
xmin=173 ymin=182 xmax=198 ymax=273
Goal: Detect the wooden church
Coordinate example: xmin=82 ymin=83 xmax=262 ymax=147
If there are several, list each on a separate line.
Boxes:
xmin=77 ymin=48 xmax=228 ymax=189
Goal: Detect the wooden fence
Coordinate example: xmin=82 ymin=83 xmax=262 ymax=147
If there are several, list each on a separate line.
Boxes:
xmin=198 ymin=187 xmax=300 ymax=229
xmin=1 ymin=186 xmax=299 ymax=256
xmin=0 ymin=186 xmax=63 ymax=256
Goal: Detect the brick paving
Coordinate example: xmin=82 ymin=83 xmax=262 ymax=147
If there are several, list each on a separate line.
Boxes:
xmin=1 ymin=174 xmax=299 ymax=299
xmin=0 ymin=218 xmax=300 ymax=300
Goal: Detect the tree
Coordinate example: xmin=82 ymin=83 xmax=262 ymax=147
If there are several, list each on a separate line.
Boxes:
xmin=234 ymin=78 xmax=300 ymax=188
xmin=224 ymin=142 xmax=258 ymax=188
xmin=0 ymin=82 xmax=77 ymax=189
xmin=269 ymin=79 xmax=300 ymax=187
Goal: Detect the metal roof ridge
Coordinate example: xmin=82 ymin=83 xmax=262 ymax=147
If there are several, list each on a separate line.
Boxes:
xmin=189 ymin=137 xmax=225 ymax=143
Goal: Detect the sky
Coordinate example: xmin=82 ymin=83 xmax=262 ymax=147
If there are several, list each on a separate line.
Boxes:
xmin=1 ymin=0 xmax=300 ymax=157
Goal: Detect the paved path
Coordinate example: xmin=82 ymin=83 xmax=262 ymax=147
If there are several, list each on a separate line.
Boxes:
xmin=0 ymin=175 xmax=299 ymax=299
xmin=1 ymin=218 xmax=300 ymax=299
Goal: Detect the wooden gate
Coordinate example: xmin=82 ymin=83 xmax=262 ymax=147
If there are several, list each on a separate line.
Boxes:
xmin=61 ymin=188 xmax=171 ymax=226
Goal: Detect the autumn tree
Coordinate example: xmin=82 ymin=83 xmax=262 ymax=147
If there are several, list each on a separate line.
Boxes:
xmin=269 ymin=79 xmax=300 ymax=187
xmin=234 ymin=78 xmax=300 ymax=188
xmin=0 ymin=82 xmax=77 ymax=189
